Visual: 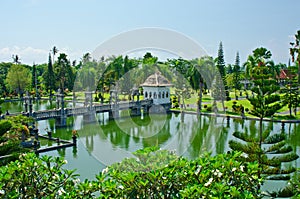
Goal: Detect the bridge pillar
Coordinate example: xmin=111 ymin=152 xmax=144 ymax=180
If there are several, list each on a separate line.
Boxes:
xmin=83 ymin=92 xmax=96 ymax=123
xmin=55 ymin=90 xmax=67 ymax=127
xmin=28 ymin=95 xmax=33 ymax=117
xmin=109 ymin=104 xmax=119 ymax=120
xmin=143 ymin=105 xmax=150 ymax=115
xmin=130 ymin=101 xmax=141 ymax=116
xmin=56 ymin=112 xmax=67 ymax=127
xmin=109 ymin=90 xmax=119 ymax=120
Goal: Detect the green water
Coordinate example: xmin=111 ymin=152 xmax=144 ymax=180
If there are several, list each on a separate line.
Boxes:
xmin=2 ymin=101 xmax=300 ymax=192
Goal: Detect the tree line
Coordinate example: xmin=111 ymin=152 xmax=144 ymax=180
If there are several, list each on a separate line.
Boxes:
xmin=1 ymin=31 xmax=300 ymax=115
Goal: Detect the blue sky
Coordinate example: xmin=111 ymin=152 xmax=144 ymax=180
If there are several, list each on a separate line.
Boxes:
xmin=0 ymin=0 xmax=299 ymax=65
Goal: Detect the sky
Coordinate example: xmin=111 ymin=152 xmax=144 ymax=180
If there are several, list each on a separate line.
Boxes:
xmin=0 ymin=0 xmax=299 ymax=65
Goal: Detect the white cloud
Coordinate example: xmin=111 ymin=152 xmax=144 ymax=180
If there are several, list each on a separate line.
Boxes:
xmin=0 ymin=46 xmax=48 ymax=64
xmin=0 ymin=46 xmax=83 ymax=65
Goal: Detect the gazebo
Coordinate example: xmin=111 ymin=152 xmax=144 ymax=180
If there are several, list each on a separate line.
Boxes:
xmin=141 ymin=71 xmax=172 ymax=113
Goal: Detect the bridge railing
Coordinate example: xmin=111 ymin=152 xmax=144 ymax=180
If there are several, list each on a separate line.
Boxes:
xmin=65 ymin=107 xmax=89 ymax=116
xmin=94 ymin=104 xmax=111 ymax=112
xmin=3 ymin=99 xmax=154 ymax=121
xmin=33 ymin=109 xmax=61 ymax=119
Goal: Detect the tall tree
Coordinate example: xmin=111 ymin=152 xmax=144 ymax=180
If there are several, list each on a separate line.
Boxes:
xmin=0 ymin=62 xmax=12 ymax=96
xmin=77 ymin=53 xmax=97 ymax=91
xmin=215 ymin=42 xmax=227 ymax=110
xmin=52 ymin=46 xmax=58 ymax=64
xmin=82 ymin=52 xmax=91 ymax=65
xmin=31 ymin=63 xmax=37 ymax=93
xmin=289 ymin=30 xmax=300 ymax=83
xmin=216 ymin=42 xmax=226 ymax=78
xmin=281 ymin=66 xmax=299 ymax=117
xmin=12 ymin=55 xmax=21 ymax=64
xmin=191 ymin=56 xmax=215 ymax=114
xmin=55 ymin=53 xmax=72 ymax=92
xmin=6 ymin=64 xmax=32 ymax=97
xmin=230 ymin=48 xmax=298 ymax=197
xmin=167 ymin=58 xmax=193 ymax=110
xmin=118 ymin=55 xmax=139 ymax=97
xmin=43 ymin=53 xmax=56 ymax=97
xmin=233 ymin=52 xmax=241 ymax=100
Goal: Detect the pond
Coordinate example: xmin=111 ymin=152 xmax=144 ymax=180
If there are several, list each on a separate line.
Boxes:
xmin=2 ymin=100 xmax=300 ymax=193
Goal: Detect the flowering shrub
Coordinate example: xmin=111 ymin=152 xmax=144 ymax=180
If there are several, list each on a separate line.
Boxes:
xmin=0 ymin=148 xmax=262 ymax=198
xmin=97 ymin=148 xmax=262 ymax=198
xmin=0 ymin=153 xmax=102 ymax=198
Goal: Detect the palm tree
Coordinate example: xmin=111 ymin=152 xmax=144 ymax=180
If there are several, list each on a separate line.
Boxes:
xmin=12 ymin=54 xmax=20 ymax=64
xmin=290 ymin=30 xmax=300 ymax=83
xmin=52 ymin=46 xmax=58 ymax=64
xmin=243 ymin=55 xmax=254 ymax=81
xmin=82 ymin=53 xmax=91 ymax=65
xmin=191 ymin=56 xmax=214 ymax=114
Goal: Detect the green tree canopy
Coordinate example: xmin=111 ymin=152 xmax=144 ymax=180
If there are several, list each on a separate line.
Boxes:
xmin=5 ymin=64 xmax=31 ymax=97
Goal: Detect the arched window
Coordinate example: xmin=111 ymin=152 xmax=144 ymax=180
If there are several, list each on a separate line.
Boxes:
xmin=154 ymin=92 xmax=157 ymax=99
xmin=166 ymin=91 xmax=169 ymax=98
xmin=145 ymin=92 xmax=148 ymax=98
xmin=149 ymin=92 xmax=152 ymax=98
xmin=158 ymin=92 xmax=161 ymax=98
xmin=162 ymin=91 xmax=165 ymax=98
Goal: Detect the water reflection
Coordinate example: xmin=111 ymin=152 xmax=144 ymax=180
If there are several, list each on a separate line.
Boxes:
xmin=2 ymin=100 xmax=300 ymax=181
xmin=33 ymin=110 xmax=300 ymax=168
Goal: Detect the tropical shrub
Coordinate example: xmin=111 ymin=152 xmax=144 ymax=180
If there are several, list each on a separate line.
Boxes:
xmin=96 ymin=147 xmax=262 ymax=198
xmin=232 ymin=103 xmax=244 ymax=115
xmin=0 ymin=120 xmax=12 ymax=137
xmin=0 ymin=148 xmax=263 ymax=198
xmin=0 ymin=153 xmax=84 ymax=198
xmin=0 ymin=115 xmax=34 ymax=165
xmin=171 ymin=95 xmax=179 ymax=108
xmin=206 ymin=105 xmax=212 ymax=112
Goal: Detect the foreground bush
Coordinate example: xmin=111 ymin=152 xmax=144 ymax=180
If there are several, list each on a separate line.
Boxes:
xmin=0 ymin=148 xmax=263 ymax=198
xmin=98 ymin=147 xmax=262 ymax=198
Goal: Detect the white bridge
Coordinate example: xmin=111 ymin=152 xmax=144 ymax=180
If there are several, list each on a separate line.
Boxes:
xmin=8 ymin=99 xmax=153 ymax=126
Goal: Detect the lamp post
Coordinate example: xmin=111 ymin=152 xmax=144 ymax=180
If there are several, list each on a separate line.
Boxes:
xmin=24 ymin=91 xmax=29 ymax=113
xmin=34 ymin=63 xmax=39 ymax=99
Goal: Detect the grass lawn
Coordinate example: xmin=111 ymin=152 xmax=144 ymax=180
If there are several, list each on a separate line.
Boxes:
xmin=224 ymin=99 xmax=252 ymax=111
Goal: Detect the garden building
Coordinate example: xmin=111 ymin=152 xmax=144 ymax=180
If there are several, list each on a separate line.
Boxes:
xmin=141 ymin=71 xmax=172 ymax=113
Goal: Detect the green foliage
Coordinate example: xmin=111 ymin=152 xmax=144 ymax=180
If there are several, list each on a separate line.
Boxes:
xmin=229 ymin=123 xmax=299 ymax=196
xmin=247 ymin=48 xmax=282 ymax=118
xmin=231 ymin=47 xmax=298 ymax=197
xmin=171 ymin=95 xmax=179 ymax=108
xmin=216 ymin=42 xmax=226 ymax=79
xmin=5 ymin=64 xmax=32 ymax=96
xmin=97 ymin=148 xmax=261 ymax=198
xmin=206 ymin=105 xmax=212 ymax=112
xmin=0 ymin=148 xmax=263 ymax=198
xmin=0 ymin=115 xmax=34 ymax=165
xmin=43 ymin=53 xmax=56 ymax=96
xmin=0 ymin=153 xmax=82 ymax=198
xmin=55 ymin=53 xmax=75 ymax=91
xmin=287 ymin=170 xmax=300 ymax=198
xmin=289 ymin=30 xmax=300 ymax=83
xmin=232 ymin=102 xmax=244 ymax=115
xmin=0 ymin=62 xmax=12 ymax=96
xmin=0 ymin=120 xmax=12 ymax=137
xmin=281 ymin=66 xmax=299 ymax=116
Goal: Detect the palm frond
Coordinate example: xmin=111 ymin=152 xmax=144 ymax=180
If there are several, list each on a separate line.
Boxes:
xmin=264 ymin=133 xmax=285 ymax=144
xmin=232 ymin=131 xmax=258 ymax=142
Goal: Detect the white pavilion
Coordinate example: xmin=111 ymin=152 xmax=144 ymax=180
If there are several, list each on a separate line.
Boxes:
xmin=141 ymin=71 xmax=172 ymax=112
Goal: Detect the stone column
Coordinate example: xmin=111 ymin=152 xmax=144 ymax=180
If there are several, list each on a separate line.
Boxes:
xmin=55 ymin=90 xmax=67 ymax=127
xmin=83 ymin=91 xmax=96 ymax=123
xmin=29 ymin=95 xmax=33 ymax=116
xmin=109 ymin=90 xmax=119 ymax=119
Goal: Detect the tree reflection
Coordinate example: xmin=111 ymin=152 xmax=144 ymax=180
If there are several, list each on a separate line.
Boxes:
xmin=186 ymin=115 xmax=233 ymax=159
